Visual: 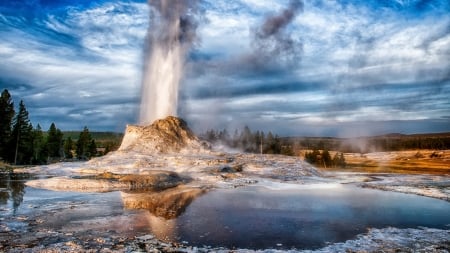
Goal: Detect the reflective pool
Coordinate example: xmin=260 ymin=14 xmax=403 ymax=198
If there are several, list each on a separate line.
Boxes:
xmin=1 ymin=173 xmax=449 ymax=250
xmin=165 ymin=183 xmax=450 ymax=250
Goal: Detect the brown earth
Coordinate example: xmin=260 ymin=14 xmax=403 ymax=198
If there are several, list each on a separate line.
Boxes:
xmin=318 ymin=150 xmax=450 ymax=175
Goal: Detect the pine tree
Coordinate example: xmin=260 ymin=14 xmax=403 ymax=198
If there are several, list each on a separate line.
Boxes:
xmin=76 ymin=126 xmax=92 ymax=159
xmin=88 ymin=139 xmax=97 ymax=158
xmin=0 ymin=89 xmax=15 ymax=161
xmin=31 ymin=124 xmax=46 ymax=164
xmin=64 ymin=137 xmax=74 ymax=159
xmin=10 ymin=100 xmax=33 ymax=164
xmin=46 ymin=123 xmax=63 ymax=159
xmin=322 ymin=149 xmax=332 ymax=168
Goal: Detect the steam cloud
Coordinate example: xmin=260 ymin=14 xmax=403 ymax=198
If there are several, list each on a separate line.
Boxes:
xmin=250 ymin=0 xmax=303 ymax=70
xmin=140 ymin=0 xmax=198 ymax=125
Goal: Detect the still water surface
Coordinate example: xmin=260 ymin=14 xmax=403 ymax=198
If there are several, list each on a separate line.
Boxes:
xmin=172 ymin=184 xmax=450 ymax=249
xmin=1 ymin=173 xmax=449 ymax=250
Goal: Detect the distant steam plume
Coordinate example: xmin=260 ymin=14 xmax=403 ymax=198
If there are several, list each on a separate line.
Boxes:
xmin=140 ymin=0 xmax=198 ymax=125
xmin=251 ymin=0 xmax=303 ymax=67
xmin=257 ymin=0 xmax=303 ymax=39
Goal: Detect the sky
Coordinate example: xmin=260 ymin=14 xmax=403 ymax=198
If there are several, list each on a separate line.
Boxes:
xmin=0 ymin=0 xmax=449 ymax=137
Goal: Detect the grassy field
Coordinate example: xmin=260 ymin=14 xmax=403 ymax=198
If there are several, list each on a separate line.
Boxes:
xmin=316 ymin=150 xmax=450 ymax=175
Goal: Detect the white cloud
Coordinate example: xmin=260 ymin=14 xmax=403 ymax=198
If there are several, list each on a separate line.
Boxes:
xmin=0 ymin=0 xmax=449 ymax=135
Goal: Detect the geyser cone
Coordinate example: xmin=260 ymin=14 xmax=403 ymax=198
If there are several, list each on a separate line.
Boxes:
xmin=120 ymin=116 xmax=205 ymax=154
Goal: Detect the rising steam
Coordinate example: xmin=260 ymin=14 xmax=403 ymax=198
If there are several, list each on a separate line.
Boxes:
xmin=252 ymin=0 xmax=303 ymax=65
xmin=140 ymin=0 xmax=198 ymax=125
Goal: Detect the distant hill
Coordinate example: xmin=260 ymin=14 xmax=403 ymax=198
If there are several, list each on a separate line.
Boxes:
xmin=284 ymin=132 xmax=450 ymax=153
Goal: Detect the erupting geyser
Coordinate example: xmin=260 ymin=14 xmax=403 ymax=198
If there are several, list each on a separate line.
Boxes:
xmin=139 ymin=0 xmax=198 ymax=125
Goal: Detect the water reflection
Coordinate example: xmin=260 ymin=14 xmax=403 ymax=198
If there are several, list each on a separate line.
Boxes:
xmin=120 ymin=186 xmax=206 ymax=219
xmin=163 ymin=185 xmax=450 ymax=250
xmin=120 ymin=186 xmax=207 ymax=242
xmin=0 ymin=173 xmax=28 ymax=214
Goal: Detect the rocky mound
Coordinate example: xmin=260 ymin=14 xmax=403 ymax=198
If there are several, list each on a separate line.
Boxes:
xmin=119 ymin=116 xmax=207 ymax=154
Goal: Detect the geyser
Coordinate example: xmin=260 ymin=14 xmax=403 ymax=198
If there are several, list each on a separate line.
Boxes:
xmin=139 ymin=0 xmax=198 ymax=125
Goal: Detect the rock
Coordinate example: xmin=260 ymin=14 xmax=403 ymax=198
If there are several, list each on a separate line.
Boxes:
xmin=119 ymin=116 xmax=207 ymax=154
xmin=119 ymin=171 xmax=184 ymax=191
xmin=218 ymin=164 xmax=244 ymax=173
xmin=26 ymin=171 xmax=184 ymax=192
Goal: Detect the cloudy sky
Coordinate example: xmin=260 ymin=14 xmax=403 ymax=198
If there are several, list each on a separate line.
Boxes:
xmin=0 ymin=0 xmax=449 ymax=137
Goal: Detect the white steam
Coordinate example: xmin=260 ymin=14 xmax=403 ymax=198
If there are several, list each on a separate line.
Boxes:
xmin=139 ymin=0 xmax=198 ymax=125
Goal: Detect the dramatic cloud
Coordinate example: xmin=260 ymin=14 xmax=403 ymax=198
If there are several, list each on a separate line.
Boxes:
xmin=0 ymin=0 xmax=449 ymax=136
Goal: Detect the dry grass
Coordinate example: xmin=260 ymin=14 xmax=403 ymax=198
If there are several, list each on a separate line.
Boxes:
xmin=321 ymin=150 xmax=450 ymax=175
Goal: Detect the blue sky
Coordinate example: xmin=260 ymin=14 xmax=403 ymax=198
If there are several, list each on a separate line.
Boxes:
xmin=0 ymin=0 xmax=449 ymax=137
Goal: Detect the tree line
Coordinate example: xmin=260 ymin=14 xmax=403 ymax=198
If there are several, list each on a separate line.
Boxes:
xmin=292 ymin=135 xmax=450 ymax=154
xmin=304 ymin=149 xmax=346 ymax=168
xmin=201 ymin=126 xmax=295 ymax=156
xmin=0 ymin=89 xmax=108 ymax=165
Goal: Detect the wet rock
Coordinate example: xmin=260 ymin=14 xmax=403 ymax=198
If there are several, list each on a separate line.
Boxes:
xmin=218 ymin=164 xmax=244 ymax=173
xmin=26 ymin=171 xmax=185 ymax=192
xmin=119 ymin=171 xmax=184 ymax=191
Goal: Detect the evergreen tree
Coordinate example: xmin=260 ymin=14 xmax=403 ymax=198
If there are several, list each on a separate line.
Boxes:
xmin=46 ymin=123 xmax=63 ymax=158
xmin=88 ymin=139 xmax=97 ymax=158
xmin=332 ymin=152 xmax=346 ymax=168
xmin=76 ymin=126 xmax=92 ymax=159
xmin=0 ymin=89 xmax=15 ymax=161
xmin=305 ymin=148 xmax=320 ymax=164
xmin=64 ymin=137 xmax=74 ymax=159
xmin=264 ymin=132 xmax=282 ymax=154
xmin=31 ymin=124 xmax=46 ymax=164
xmin=264 ymin=132 xmax=275 ymax=154
xmin=322 ymin=149 xmax=332 ymax=168
xmin=10 ymin=100 xmax=33 ymax=164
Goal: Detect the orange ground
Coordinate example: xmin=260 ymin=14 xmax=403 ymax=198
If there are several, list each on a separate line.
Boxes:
xmin=300 ymin=150 xmax=450 ymax=175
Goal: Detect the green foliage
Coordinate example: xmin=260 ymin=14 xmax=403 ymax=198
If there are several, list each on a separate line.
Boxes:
xmin=88 ymin=139 xmax=97 ymax=157
xmin=10 ymin=100 xmax=33 ymax=164
xmin=31 ymin=124 xmax=46 ymax=164
xmin=305 ymin=149 xmax=346 ymax=168
xmin=333 ymin=152 xmax=346 ymax=168
xmin=64 ymin=137 xmax=74 ymax=159
xmin=0 ymin=90 xmax=119 ymax=164
xmin=46 ymin=123 xmax=64 ymax=158
xmin=76 ymin=126 xmax=92 ymax=159
xmin=0 ymin=89 xmax=14 ymax=161
xmin=75 ymin=126 xmax=99 ymax=159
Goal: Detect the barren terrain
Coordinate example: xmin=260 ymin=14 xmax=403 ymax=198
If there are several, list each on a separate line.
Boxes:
xmin=327 ymin=150 xmax=450 ymax=175
xmin=3 ymin=118 xmax=450 ymax=252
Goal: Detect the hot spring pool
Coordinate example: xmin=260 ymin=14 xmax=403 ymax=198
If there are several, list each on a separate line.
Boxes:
xmin=151 ymin=183 xmax=450 ymax=250
xmin=1 ymin=174 xmax=449 ymax=250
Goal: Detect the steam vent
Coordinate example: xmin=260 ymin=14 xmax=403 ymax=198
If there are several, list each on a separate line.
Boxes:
xmin=119 ymin=116 xmax=205 ymax=154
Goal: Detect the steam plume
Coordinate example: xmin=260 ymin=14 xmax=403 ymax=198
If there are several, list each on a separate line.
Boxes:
xmin=140 ymin=0 xmax=198 ymax=125
xmin=227 ymin=0 xmax=303 ymax=73
xmin=253 ymin=0 xmax=303 ymax=63
xmin=257 ymin=0 xmax=303 ymax=39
